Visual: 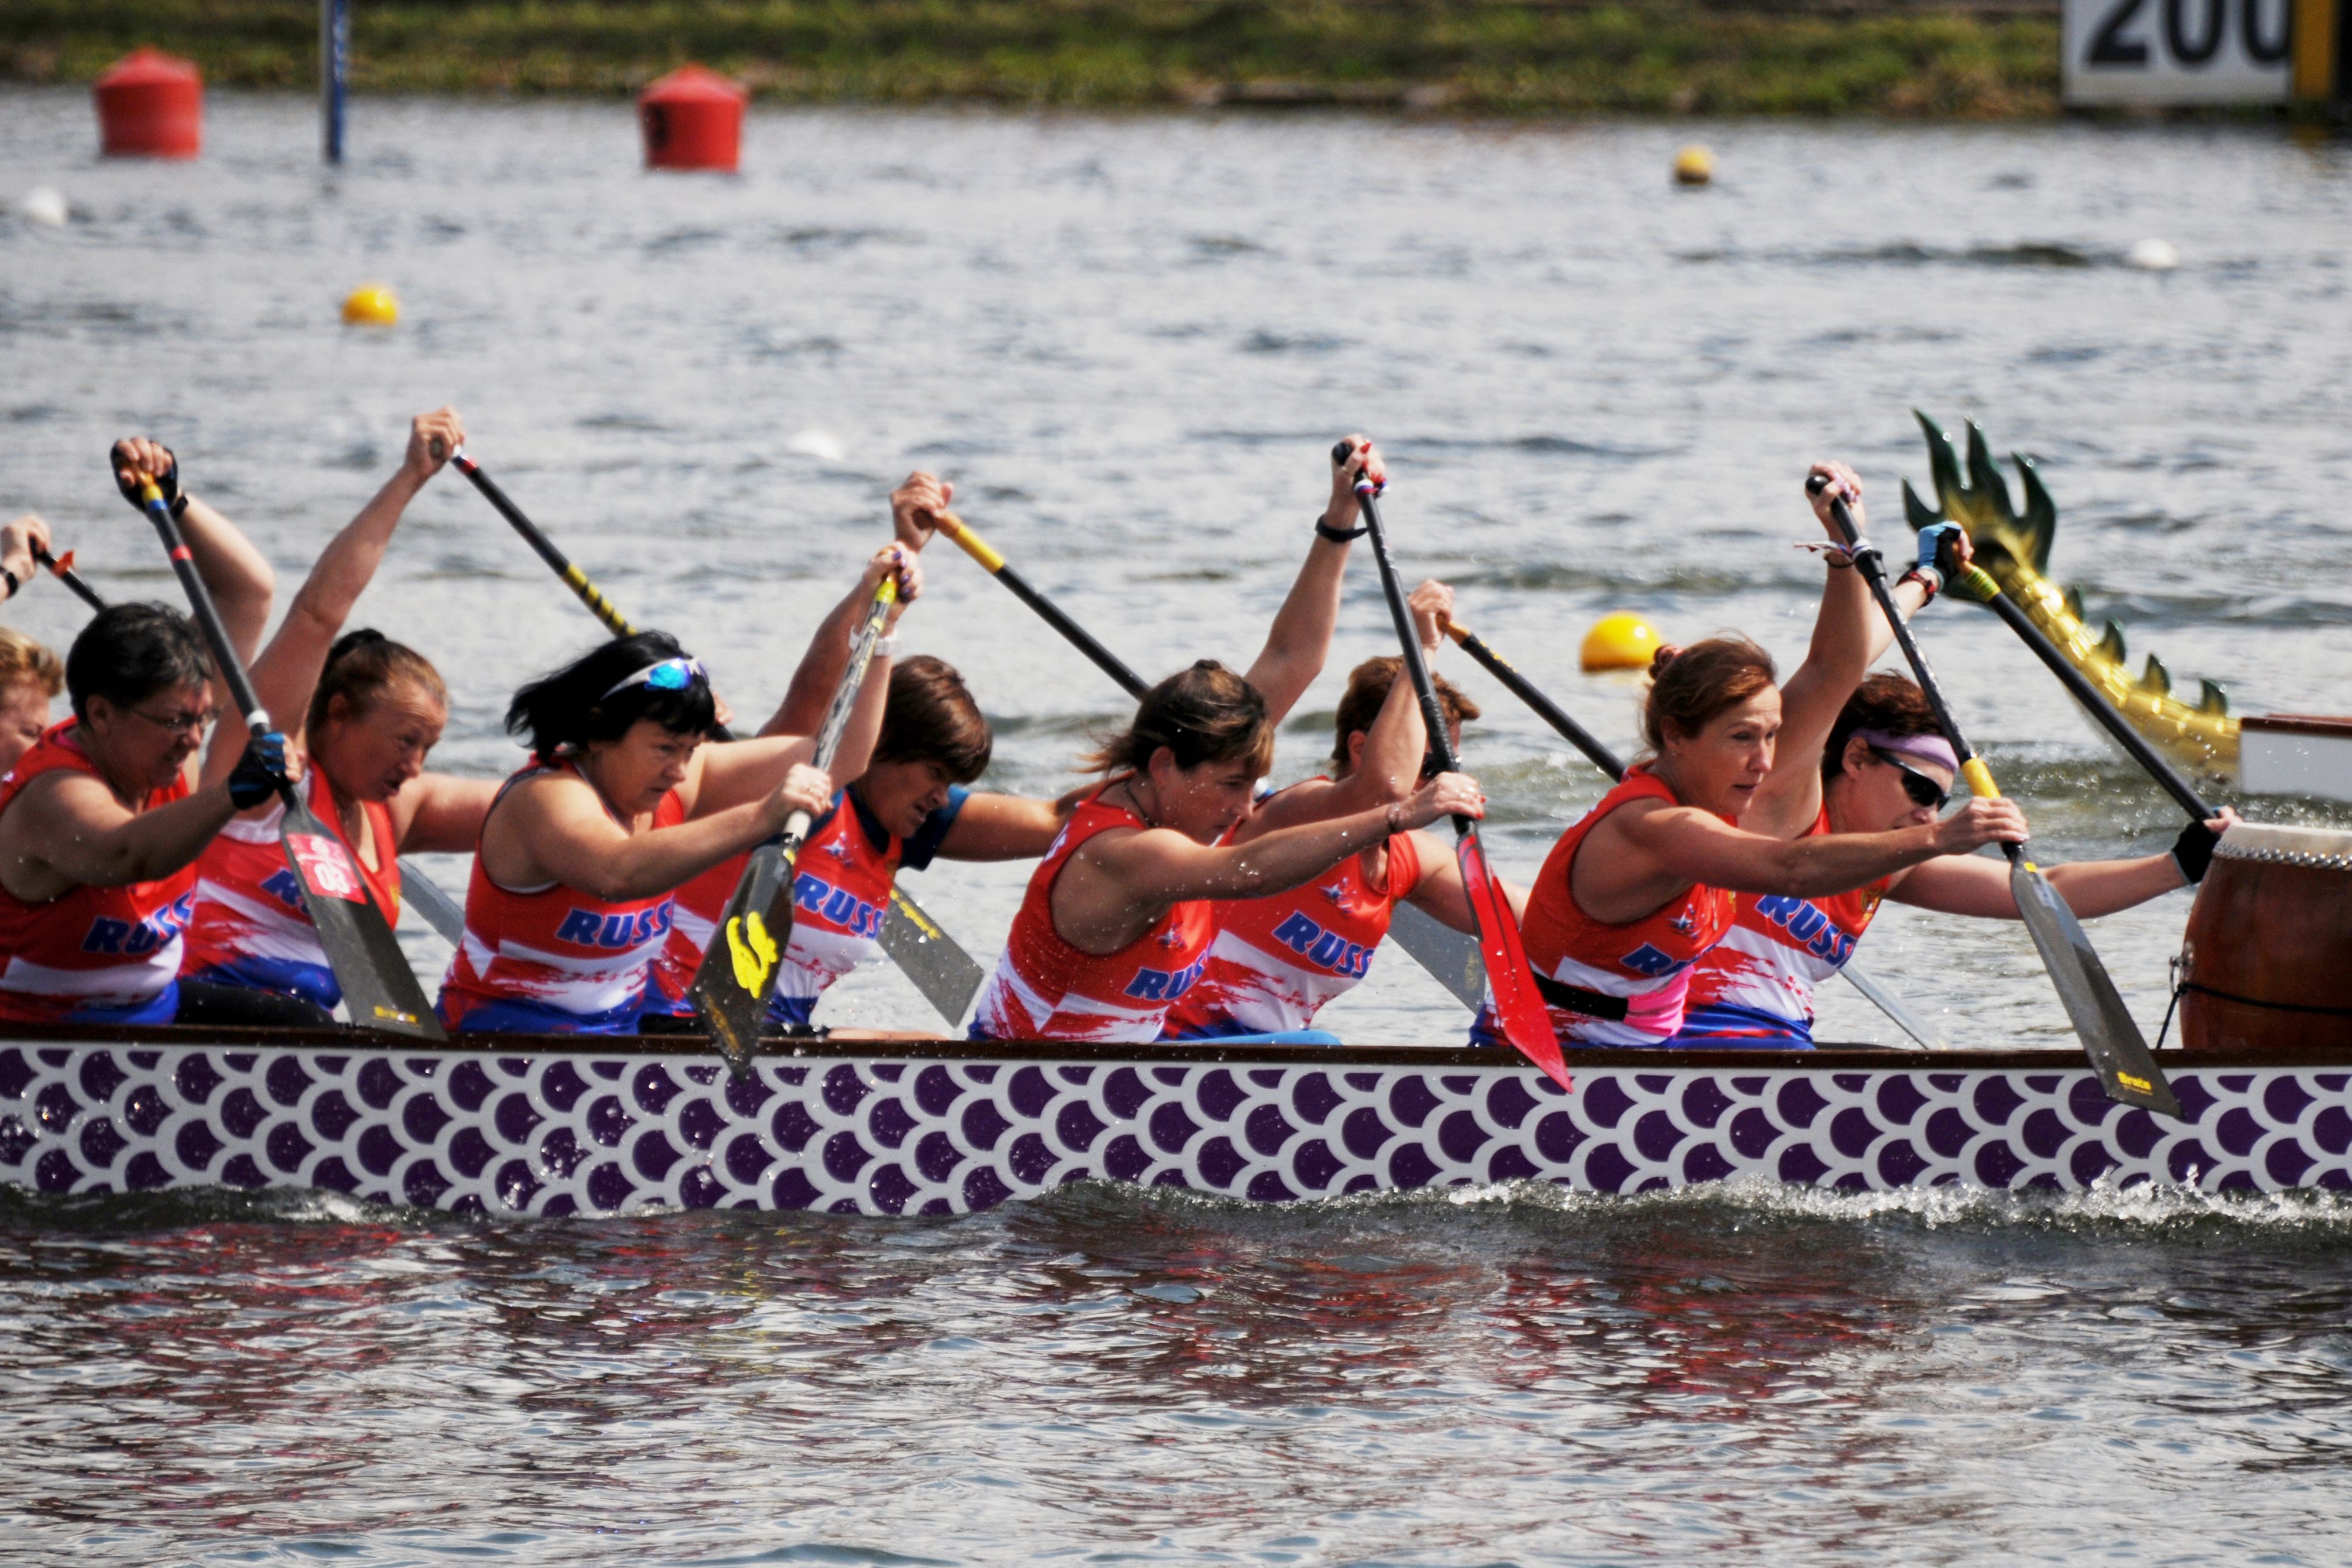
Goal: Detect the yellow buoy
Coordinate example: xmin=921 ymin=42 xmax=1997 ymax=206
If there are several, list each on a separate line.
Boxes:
xmin=1673 ymin=145 xmax=1714 ymax=187
xmin=1581 ymin=612 xmax=1661 ymax=673
xmin=341 ymin=283 xmax=399 ymax=327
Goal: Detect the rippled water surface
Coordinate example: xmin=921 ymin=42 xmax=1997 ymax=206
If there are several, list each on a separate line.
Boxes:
xmin=5 ymin=92 xmax=2352 ymax=1562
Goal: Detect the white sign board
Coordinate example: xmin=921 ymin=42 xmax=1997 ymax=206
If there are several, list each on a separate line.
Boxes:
xmin=2063 ymin=0 xmax=2293 ymax=102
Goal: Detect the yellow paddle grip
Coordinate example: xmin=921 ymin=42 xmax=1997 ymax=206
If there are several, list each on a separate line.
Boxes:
xmin=933 ymin=512 xmax=1005 ymax=574
xmin=874 ymin=572 xmax=899 ymax=608
xmin=1443 ymin=618 xmax=1471 ymax=645
xmin=136 ymin=479 xmax=165 ymax=505
xmin=1956 ymin=564 xmax=2004 ymax=604
xmin=1961 ymin=757 xmax=2000 ymax=800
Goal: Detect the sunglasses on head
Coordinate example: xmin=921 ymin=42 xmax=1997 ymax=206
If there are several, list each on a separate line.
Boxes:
xmin=1869 ymin=746 xmax=1949 ymax=812
xmin=598 ymin=656 xmax=708 ymax=702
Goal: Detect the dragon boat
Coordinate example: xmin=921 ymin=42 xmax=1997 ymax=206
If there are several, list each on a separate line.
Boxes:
xmin=3 ymin=821 xmax=2344 ymax=1218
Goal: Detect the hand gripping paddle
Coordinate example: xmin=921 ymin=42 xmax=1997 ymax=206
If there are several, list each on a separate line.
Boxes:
xmin=1441 ymin=615 xmax=1950 ymax=1052
xmin=688 ymin=573 xmax=898 ymax=1074
xmin=1338 ymin=443 xmax=1572 ymax=1093
xmin=451 ymin=448 xmax=983 ymax=1028
xmin=1808 ymin=475 xmax=2177 ymax=1115
xmin=133 ymin=480 xmax=443 ymax=1039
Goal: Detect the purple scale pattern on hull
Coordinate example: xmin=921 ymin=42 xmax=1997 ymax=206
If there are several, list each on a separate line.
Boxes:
xmin=1 ymin=1042 xmax=2348 ymax=1215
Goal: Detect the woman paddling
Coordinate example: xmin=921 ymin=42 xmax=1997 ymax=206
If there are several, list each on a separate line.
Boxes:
xmin=971 ymin=659 xmax=1484 ymax=1043
xmin=1478 ymin=528 xmax=2030 ymax=1051
xmin=437 ymin=546 xmax=914 ymax=1033
xmin=180 ymin=410 xmax=498 ymax=1018
xmin=0 ymin=439 xmax=296 ymax=1025
xmin=1162 ymin=580 xmax=1503 ymax=1039
xmin=1669 ymin=464 xmax=2235 ymax=1045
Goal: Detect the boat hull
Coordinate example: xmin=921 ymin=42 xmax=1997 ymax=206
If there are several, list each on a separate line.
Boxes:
xmin=4 ymin=1028 xmax=2347 ymax=1214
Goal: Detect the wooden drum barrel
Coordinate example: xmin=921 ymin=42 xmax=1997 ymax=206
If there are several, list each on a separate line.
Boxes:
xmin=2180 ymin=823 xmax=2352 ymax=1053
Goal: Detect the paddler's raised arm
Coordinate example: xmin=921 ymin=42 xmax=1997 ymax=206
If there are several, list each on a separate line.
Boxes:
xmin=684 ymin=545 xmax=917 ymax=811
xmin=1240 ymin=436 xmax=1385 ymax=727
xmin=201 ymin=409 xmax=464 ymax=789
xmin=110 ymin=437 xmax=275 ymax=666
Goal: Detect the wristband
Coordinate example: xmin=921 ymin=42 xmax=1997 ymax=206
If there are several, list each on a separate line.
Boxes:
xmin=2170 ymin=819 xmax=2220 ymax=884
xmin=0 ymin=565 xmax=19 ymax=600
xmin=870 ymin=634 xmax=902 ymax=660
xmin=1898 ymin=566 xmax=1941 ymax=605
xmin=1316 ymin=515 xmax=1368 ymax=543
xmin=170 ymin=493 xmax=189 ymax=521
xmin=1383 ymin=803 xmax=1405 ymax=836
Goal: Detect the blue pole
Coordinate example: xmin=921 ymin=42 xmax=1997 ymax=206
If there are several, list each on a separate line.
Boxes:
xmin=321 ymin=0 xmax=347 ymax=163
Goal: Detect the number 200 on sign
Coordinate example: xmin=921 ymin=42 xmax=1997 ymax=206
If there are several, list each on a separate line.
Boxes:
xmin=2063 ymin=0 xmax=2291 ymax=104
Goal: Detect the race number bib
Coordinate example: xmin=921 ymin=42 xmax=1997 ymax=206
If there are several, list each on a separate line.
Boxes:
xmin=286 ymin=833 xmax=367 ymax=904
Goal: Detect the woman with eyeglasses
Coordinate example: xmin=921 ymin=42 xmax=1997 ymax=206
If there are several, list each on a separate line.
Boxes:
xmin=436 ymin=547 xmax=914 ymax=1034
xmin=1669 ymin=465 xmax=2234 ymax=1047
xmin=179 ymin=410 xmax=500 ymax=1021
xmin=1476 ymin=464 xmax=2039 ymax=1054
xmin=0 ymin=436 xmax=298 ymax=1026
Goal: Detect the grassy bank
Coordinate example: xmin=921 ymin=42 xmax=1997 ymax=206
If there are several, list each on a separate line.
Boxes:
xmin=2 ymin=0 xmax=2061 ymax=116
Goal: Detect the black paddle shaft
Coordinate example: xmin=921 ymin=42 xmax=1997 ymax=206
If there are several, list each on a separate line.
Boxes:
xmin=1972 ymin=586 xmax=2216 ymax=823
xmin=1338 ymin=441 xmax=1471 ymax=831
xmin=33 ymin=547 xmax=107 ymax=614
xmin=1450 ymin=625 xmax=1626 ymax=780
xmin=1809 ymin=478 xmax=2023 ymax=861
xmin=1003 ymin=563 xmax=1147 ymax=700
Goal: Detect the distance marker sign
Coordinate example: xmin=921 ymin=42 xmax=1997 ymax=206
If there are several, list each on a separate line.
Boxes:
xmin=2063 ymin=0 xmax=2291 ymax=102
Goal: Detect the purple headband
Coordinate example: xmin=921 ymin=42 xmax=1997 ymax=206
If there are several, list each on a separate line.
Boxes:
xmin=1856 ymin=728 xmax=1959 ymax=773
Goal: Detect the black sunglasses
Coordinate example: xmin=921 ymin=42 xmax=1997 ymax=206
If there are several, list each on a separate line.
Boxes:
xmin=1869 ymin=747 xmax=1950 ymax=812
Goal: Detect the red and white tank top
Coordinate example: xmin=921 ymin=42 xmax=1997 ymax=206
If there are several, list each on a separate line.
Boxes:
xmin=1163 ymin=782 xmax=1424 ymax=1037
xmin=970 ymin=786 xmax=1214 ymax=1043
xmin=0 ymin=721 xmax=199 ymax=1025
xmin=1493 ymin=766 xmax=1735 ymax=1047
xmin=435 ymin=758 xmax=685 ymax=1034
xmin=181 ymin=768 xmax=400 ymax=1012
xmin=1676 ymin=804 xmax=1888 ymax=1045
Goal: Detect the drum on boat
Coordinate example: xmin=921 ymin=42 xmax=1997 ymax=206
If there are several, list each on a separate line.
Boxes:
xmin=2180 ymin=823 xmax=2352 ymax=1054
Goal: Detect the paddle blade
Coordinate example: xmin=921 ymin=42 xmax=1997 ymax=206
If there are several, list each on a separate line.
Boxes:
xmin=1389 ymin=901 xmax=1487 ymax=1011
xmin=278 ymin=800 xmax=443 ymax=1039
xmin=1455 ymin=828 xmax=1572 ymax=1094
xmin=687 ymin=841 xmax=795 ymax=1076
xmin=879 ymin=886 xmax=986 ymax=1028
xmin=2009 ymin=860 xmax=2180 ymax=1117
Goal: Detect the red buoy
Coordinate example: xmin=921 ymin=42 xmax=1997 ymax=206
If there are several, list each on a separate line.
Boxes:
xmin=639 ymin=65 xmax=746 ymax=172
xmin=93 ymin=47 xmax=204 ymax=159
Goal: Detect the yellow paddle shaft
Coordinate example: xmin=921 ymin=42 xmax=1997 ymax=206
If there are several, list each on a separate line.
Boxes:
xmin=930 ymin=511 xmax=1005 ymax=573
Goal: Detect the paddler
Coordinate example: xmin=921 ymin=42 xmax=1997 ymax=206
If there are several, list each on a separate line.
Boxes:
xmin=435 ymin=546 xmax=915 ymax=1033
xmin=1478 ymin=465 xmax=2030 ymax=1051
xmin=0 ymin=627 xmax=65 ymax=774
xmin=970 ymin=659 xmax=1485 ymax=1043
xmin=179 ymin=409 xmax=499 ymax=1019
xmin=0 ymin=440 xmax=299 ymax=1026
xmin=1671 ymin=462 xmax=2237 ymax=1046
xmin=1162 ymin=578 xmax=1505 ymax=1039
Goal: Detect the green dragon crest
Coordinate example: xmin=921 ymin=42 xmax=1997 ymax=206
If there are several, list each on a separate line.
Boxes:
xmin=1902 ymin=411 xmax=2238 ymax=765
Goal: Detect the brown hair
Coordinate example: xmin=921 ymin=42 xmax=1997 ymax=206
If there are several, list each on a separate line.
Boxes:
xmin=307 ymin=628 xmax=447 ymax=738
xmin=1329 ymin=655 xmax=1481 ymax=771
xmin=1822 ymin=672 xmax=1939 ymax=783
xmin=874 ymin=655 xmax=992 ymax=784
xmin=0 ymin=626 xmax=64 ymax=700
xmin=1640 ymin=635 xmax=1777 ymax=755
xmin=1083 ymin=659 xmax=1275 ymax=778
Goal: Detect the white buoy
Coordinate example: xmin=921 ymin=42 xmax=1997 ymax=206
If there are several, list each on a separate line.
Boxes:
xmin=17 ymin=187 xmax=68 ymax=227
xmin=785 ymin=428 xmax=845 ymax=463
xmin=2125 ymin=238 xmax=2179 ymax=272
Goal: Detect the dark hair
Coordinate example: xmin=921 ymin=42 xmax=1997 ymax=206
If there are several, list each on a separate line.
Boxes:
xmin=874 ymin=656 xmax=992 ymax=784
xmin=307 ymin=628 xmax=448 ymax=737
xmin=505 ymin=631 xmax=717 ymax=762
xmin=1083 ymin=659 xmax=1275 ymax=778
xmin=1329 ymin=656 xmax=1481 ymax=771
xmin=1640 ymin=636 xmax=1778 ymax=756
xmin=1823 ymin=672 xmax=1940 ymax=783
xmin=65 ymin=601 xmax=213 ymax=723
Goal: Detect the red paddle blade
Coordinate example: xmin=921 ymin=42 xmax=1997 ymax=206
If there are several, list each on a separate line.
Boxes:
xmin=1456 ymin=829 xmax=1572 ymax=1094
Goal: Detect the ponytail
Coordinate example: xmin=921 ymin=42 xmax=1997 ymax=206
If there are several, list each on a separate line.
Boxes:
xmin=307 ymin=628 xmax=446 ymax=737
xmin=1639 ymin=636 xmax=1777 ymax=757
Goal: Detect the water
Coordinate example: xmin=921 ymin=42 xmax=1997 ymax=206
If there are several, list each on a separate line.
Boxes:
xmin=5 ymin=92 xmax=2352 ymax=1561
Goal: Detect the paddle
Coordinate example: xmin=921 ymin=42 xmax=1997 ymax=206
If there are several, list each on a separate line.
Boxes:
xmin=1945 ymin=564 xmax=2217 ymax=822
xmin=31 ymin=546 xmax=106 ymax=614
xmin=1807 ymin=475 xmax=2178 ymax=1115
xmin=450 ymin=448 xmax=983 ymax=1026
xmin=1340 ymin=443 xmax=1571 ymax=1091
xmin=46 ymin=547 xmax=471 ymax=953
xmin=130 ymin=477 xmax=444 ymax=1039
xmin=1442 ymin=616 xmax=1950 ymax=1052
xmin=928 ymin=506 xmax=1491 ymax=1010
xmin=688 ymin=573 xmax=898 ymax=1073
